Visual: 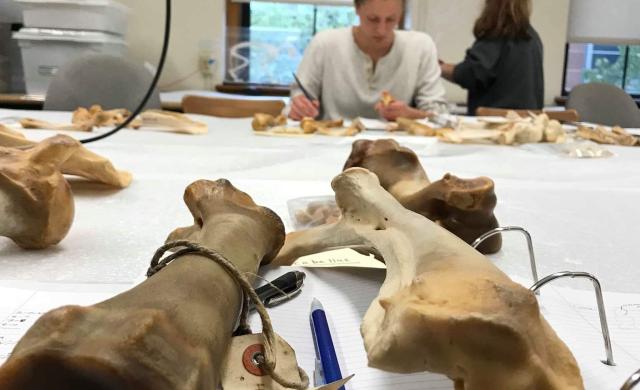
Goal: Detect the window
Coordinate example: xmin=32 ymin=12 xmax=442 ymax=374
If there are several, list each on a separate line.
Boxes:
xmin=563 ymin=43 xmax=640 ymax=97
xmin=225 ymin=2 xmax=357 ymax=87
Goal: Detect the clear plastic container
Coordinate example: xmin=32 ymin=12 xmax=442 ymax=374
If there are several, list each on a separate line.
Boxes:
xmin=287 ymin=196 xmax=341 ymax=230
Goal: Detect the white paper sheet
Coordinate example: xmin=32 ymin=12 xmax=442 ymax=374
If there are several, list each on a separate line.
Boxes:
xmin=252 ymin=267 xmax=640 ymax=390
xmin=0 ymin=281 xmax=130 ymax=364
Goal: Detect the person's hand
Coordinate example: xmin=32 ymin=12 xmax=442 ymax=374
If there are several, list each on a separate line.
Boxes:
xmin=375 ymin=100 xmax=426 ymax=121
xmin=289 ymin=94 xmax=320 ymax=120
xmin=440 ymin=62 xmax=455 ymax=82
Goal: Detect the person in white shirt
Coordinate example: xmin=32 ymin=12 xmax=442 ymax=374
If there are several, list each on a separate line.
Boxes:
xmin=288 ymin=0 xmax=447 ymax=121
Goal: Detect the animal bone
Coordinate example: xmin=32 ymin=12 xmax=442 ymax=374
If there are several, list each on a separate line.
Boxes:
xmin=393 ymin=117 xmax=436 ymax=136
xmin=20 ymin=118 xmax=94 ymax=132
xmin=0 ymin=123 xmax=27 ymax=139
xmin=0 ymin=128 xmax=131 ymax=188
xmin=380 ymin=91 xmax=395 ymax=107
xmin=0 ymin=125 xmax=31 ymax=148
xmin=273 ymin=168 xmax=583 ymax=389
xmin=252 ymin=113 xmax=287 ymax=131
xmin=0 ymin=179 xmax=287 ymax=388
xmin=544 ymin=119 xmax=566 ymax=143
xmin=316 ymin=119 xmax=363 ymax=137
xmin=72 ymin=105 xmax=142 ymax=129
xmin=139 ymin=110 xmax=208 ymax=135
xmin=442 ymin=113 xmax=566 ymax=145
xmin=253 ymin=116 xmax=357 ymax=137
xmin=577 ymin=125 xmax=638 ymax=146
xmin=0 ymin=135 xmax=76 ymax=249
xmin=19 ymin=105 xmax=142 ymax=133
xmin=301 ymin=118 xmax=344 ymax=134
xmin=343 ymin=139 xmax=501 ymax=254
xmin=255 ymin=128 xmax=312 ymax=137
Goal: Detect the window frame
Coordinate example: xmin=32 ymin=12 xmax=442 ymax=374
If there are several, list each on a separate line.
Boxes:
xmin=222 ymin=0 xmax=407 ymax=91
xmin=561 ymin=42 xmax=639 ymax=99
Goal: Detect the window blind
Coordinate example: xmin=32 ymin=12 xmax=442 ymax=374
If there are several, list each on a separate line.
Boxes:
xmin=568 ymin=0 xmax=640 ymax=44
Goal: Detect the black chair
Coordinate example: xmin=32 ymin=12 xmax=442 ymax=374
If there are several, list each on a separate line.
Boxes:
xmin=566 ymin=83 xmax=640 ymax=127
xmin=44 ymin=54 xmax=161 ymax=111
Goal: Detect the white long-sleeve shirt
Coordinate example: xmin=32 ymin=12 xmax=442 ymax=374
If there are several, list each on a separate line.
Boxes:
xmin=290 ymin=27 xmax=447 ymax=120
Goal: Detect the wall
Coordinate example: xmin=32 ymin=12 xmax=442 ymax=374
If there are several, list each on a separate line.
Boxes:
xmin=120 ymin=0 xmax=568 ymax=100
xmin=411 ymin=0 xmax=570 ymax=105
xmin=119 ymin=0 xmax=225 ymax=91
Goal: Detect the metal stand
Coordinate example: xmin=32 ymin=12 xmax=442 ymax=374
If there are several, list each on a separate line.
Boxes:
xmin=472 ymin=226 xmax=539 ymax=285
xmin=621 ymin=369 xmax=640 ymax=389
xmin=530 ymin=271 xmax=615 ymax=366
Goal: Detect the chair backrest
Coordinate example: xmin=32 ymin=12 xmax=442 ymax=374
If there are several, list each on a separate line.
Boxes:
xmin=566 ymin=83 xmax=640 ymax=127
xmin=475 ymin=107 xmax=580 ymax=122
xmin=181 ymin=95 xmax=285 ymax=118
xmin=44 ymin=54 xmax=161 ymax=111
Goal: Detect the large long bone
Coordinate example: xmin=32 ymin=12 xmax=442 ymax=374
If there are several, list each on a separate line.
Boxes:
xmin=0 ymin=179 xmax=286 ymax=389
xmin=0 ymin=134 xmax=131 ymax=249
xmin=0 ymin=135 xmax=76 ymax=249
xmin=273 ymin=168 xmax=583 ymax=389
xmin=343 ymin=139 xmax=501 ymax=254
xmin=0 ymin=127 xmax=131 ymax=188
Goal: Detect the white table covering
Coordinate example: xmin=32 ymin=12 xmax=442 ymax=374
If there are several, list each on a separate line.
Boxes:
xmin=1 ymin=108 xmax=639 ymax=296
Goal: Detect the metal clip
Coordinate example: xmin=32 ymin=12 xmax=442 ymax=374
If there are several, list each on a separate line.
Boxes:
xmin=472 ymin=226 xmax=539 ymax=288
xmin=621 ymin=368 xmax=640 ymax=389
xmin=530 ymin=271 xmax=615 ymax=366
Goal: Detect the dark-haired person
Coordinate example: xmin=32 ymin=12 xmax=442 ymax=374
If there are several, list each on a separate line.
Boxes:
xmin=288 ymin=0 xmax=447 ymax=121
xmin=440 ymin=0 xmax=543 ymax=115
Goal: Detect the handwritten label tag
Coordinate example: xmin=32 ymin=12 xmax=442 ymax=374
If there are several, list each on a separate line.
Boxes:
xmin=221 ymin=332 xmax=303 ymax=389
xmin=293 ymin=248 xmax=386 ymax=269
xmin=220 ymin=332 xmax=353 ymax=389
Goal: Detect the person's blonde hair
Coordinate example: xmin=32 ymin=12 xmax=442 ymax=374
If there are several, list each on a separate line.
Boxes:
xmin=473 ymin=0 xmax=532 ymax=40
xmin=354 ymin=0 xmax=404 ymax=8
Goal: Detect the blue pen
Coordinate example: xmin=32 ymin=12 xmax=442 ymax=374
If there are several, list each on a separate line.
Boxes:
xmin=310 ymin=297 xmax=345 ymax=389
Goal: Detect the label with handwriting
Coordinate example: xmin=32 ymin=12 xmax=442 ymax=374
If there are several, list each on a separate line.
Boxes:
xmin=293 ymin=248 xmax=386 ymax=269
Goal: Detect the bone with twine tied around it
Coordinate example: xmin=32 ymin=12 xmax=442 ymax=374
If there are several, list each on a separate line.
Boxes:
xmin=147 ymin=240 xmax=309 ymax=390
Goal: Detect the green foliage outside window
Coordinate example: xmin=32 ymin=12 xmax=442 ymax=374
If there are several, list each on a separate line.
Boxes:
xmin=583 ymin=45 xmax=640 ymax=94
xmin=242 ymin=3 xmax=356 ymax=85
xmin=625 ymin=46 xmax=640 ymax=94
xmin=251 ymin=4 xmax=356 ymax=31
xmin=316 ymin=7 xmax=358 ymax=32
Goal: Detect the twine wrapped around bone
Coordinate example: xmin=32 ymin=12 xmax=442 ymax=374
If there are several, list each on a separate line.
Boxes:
xmin=147 ymin=240 xmax=309 ymax=390
xmin=0 ymin=178 xmax=310 ymax=389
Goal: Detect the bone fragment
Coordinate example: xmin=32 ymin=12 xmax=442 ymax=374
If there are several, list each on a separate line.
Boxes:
xmin=20 ymin=118 xmax=94 ymax=132
xmin=441 ymin=113 xmax=566 ymax=145
xmin=577 ymin=125 xmax=638 ymax=146
xmin=301 ymin=118 xmax=344 ymax=134
xmin=273 ymin=168 xmax=583 ymax=390
xmin=343 ymin=139 xmax=501 ymax=253
xmin=252 ymin=113 xmax=288 ymax=131
xmin=139 ymin=110 xmax=208 ymax=135
xmin=0 ymin=123 xmax=27 ymax=139
xmin=316 ymin=120 xmax=362 ymax=137
xmin=19 ymin=105 xmax=142 ymax=132
xmin=380 ymin=91 xmax=394 ymax=107
xmin=395 ymin=117 xmax=436 ymax=136
xmin=0 ymin=179 xmax=286 ymax=388
xmin=0 ymin=135 xmax=76 ymax=248
xmin=73 ymin=105 xmax=142 ymax=129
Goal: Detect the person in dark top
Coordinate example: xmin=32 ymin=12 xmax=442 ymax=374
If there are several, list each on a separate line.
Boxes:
xmin=439 ymin=0 xmax=544 ymax=115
